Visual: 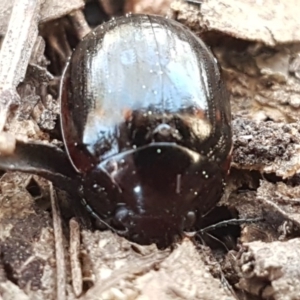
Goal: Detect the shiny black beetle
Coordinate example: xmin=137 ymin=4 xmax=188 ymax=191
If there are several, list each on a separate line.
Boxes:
xmin=0 ymin=14 xmax=232 ymax=247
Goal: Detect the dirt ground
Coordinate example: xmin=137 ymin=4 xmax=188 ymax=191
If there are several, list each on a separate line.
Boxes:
xmin=1 ymin=0 xmax=300 ymax=299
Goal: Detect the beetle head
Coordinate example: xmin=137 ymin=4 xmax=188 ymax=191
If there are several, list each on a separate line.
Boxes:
xmin=83 ymin=143 xmax=226 ymax=247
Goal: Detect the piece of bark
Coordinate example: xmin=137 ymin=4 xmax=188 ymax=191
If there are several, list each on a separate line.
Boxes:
xmin=220 ymin=43 xmax=300 ymax=122
xmin=0 ymin=0 xmax=41 ymax=132
xmin=171 ymin=0 xmax=300 ymax=45
xmin=256 ymin=181 xmax=300 ymax=235
xmin=170 ymin=1 xmax=300 ymax=122
xmin=124 ymin=0 xmax=173 ymax=15
xmin=0 ymin=281 xmax=30 ymax=300
xmin=0 ymin=0 xmax=84 ymax=35
xmin=232 ymin=118 xmax=300 ymax=179
xmin=80 ymin=232 xmax=235 ymax=300
xmin=0 ymin=173 xmax=58 ymax=299
xmin=238 ymin=239 xmax=300 ymax=299
xmin=0 ymin=132 xmax=16 ymax=155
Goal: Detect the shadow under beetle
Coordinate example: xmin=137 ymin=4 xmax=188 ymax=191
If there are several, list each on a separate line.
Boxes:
xmin=0 ymin=14 xmax=232 ymax=248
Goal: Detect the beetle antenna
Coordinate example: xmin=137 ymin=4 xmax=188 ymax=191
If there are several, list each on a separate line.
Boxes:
xmin=199 ymin=231 xmax=230 ymax=251
xmin=198 ymin=217 xmax=264 ymax=234
xmin=81 ymin=198 xmax=128 ymax=235
xmin=92 ymin=213 xmax=118 ymax=233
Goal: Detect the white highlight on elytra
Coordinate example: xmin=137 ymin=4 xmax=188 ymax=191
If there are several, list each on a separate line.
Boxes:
xmin=176 ymin=174 xmax=181 ymax=194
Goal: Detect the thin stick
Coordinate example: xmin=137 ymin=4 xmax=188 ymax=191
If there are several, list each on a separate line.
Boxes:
xmin=68 ymin=9 xmax=91 ymax=40
xmin=50 ymin=183 xmax=66 ymax=300
xmin=70 ymin=218 xmax=83 ymax=297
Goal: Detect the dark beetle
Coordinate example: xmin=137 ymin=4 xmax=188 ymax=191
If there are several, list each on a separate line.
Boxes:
xmin=0 ymin=14 xmax=232 ymax=248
